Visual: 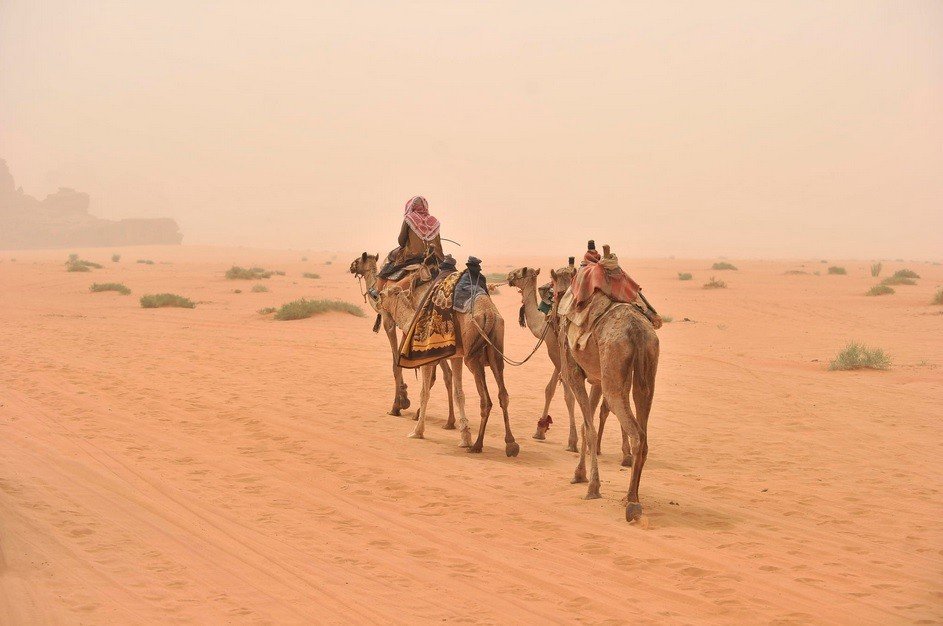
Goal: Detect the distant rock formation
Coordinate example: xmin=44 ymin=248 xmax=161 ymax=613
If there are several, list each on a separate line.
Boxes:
xmin=0 ymin=159 xmax=183 ymax=249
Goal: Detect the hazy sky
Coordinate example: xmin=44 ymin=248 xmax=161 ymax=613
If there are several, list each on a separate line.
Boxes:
xmin=2 ymin=1 xmax=941 ymax=258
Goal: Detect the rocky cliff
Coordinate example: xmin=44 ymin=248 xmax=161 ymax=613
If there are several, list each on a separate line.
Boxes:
xmin=0 ymin=159 xmax=183 ymax=249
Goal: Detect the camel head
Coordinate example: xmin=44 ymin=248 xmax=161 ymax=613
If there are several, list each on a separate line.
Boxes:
xmin=349 ymin=251 xmax=379 ymax=277
xmin=549 ymin=264 xmax=577 ymax=297
xmin=506 ymin=266 xmax=540 ymax=290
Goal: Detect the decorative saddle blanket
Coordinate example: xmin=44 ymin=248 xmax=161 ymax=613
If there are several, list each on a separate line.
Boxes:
xmin=570 ymin=257 xmax=640 ymax=311
xmin=397 ymin=270 xmax=462 ymax=369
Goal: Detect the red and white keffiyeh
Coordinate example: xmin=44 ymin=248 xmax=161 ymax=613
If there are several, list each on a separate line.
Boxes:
xmin=403 ymin=196 xmax=441 ymax=242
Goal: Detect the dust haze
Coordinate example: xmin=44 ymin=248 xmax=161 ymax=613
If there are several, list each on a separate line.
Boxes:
xmin=2 ymin=1 xmax=941 ymax=258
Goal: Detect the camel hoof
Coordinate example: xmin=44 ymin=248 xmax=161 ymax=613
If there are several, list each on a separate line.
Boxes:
xmin=625 ymin=502 xmax=643 ymax=522
xmin=467 ymin=445 xmax=483 ymax=454
xmin=505 ymin=442 xmax=520 ymax=457
xmin=621 ymin=457 xmax=633 ymax=467
xmin=566 ymin=445 xmax=578 ymax=453
xmin=388 ymin=408 xmax=402 ymax=416
xmin=584 ymin=491 xmax=601 ymax=500
xmin=407 ymin=432 xmax=424 ymax=439
xmin=571 ymin=475 xmax=588 ymax=484
xmin=400 ymin=398 xmax=411 ymax=410
xmin=442 ymin=422 xmax=456 ymax=430
xmin=532 ymin=429 xmax=546 ymax=440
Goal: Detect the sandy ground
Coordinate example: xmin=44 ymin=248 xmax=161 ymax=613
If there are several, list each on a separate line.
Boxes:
xmin=0 ymin=245 xmax=940 ymax=625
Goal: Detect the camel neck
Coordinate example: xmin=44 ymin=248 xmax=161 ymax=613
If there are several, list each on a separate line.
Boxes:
xmin=520 ymin=279 xmax=547 ymax=339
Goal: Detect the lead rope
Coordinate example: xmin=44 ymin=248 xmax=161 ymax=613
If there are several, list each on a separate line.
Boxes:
xmin=468 ymin=296 xmax=555 ymax=367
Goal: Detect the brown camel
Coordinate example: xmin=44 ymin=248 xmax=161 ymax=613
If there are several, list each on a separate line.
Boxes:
xmin=349 ymin=253 xmax=455 ymax=426
xmin=507 ymin=266 xmax=632 ymax=465
xmin=377 ymin=283 xmax=520 ymax=457
xmin=555 ymin=262 xmax=659 ymax=522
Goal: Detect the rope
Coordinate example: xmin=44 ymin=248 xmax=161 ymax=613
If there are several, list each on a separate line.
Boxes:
xmin=468 ymin=300 xmax=554 ymax=367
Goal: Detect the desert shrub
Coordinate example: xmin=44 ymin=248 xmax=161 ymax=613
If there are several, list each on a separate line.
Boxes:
xmin=226 ymin=266 xmax=272 ymax=280
xmin=865 ymin=284 xmax=894 ymax=297
xmin=90 ymin=282 xmax=131 ymax=295
xmin=137 ymin=259 xmax=155 ymax=265
xmin=677 ymin=272 xmax=693 ymax=281
xmin=827 ymin=266 xmax=847 ymax=275
xmin=870 ymin=262 xmax=882 ymax=277
xmin=251 ymin=284 xmax=269 ymax=293
xmin=784 ymin=270 xmax=809 ymax=275
xmin=234 ymin=289 xmax=242 ymax=294
xmin=661 ymin=315 xmax=673 ymax=323
xmin=140 ymin=293 xmax=195 ymax=309
xmin=301 ymin=256 xmax=308 ymax=262
xmin=66 ymin=254 xmax=102 ymax=271
xmin=703 ymin=276 xmax=727 ymax=289
xmin=485 ymin=272 xmax=506 ymax=282
xmin=324 ymin=260 xmax=332 ymax=265
xmin=828 ymin=342 xmax=890 ymax=371
xmin=891 ymin=269 xmax=919 ymax=280
xmin=274 ymin=270 xmax=286 ymax=276
xmin=881 ymin=276 xmax=916 ymax=286
xmin=302 ymin=272 xmax=321 ymax=279
xmin=273 ymin=298 xmax=365 ymax=320
xmin=932 ymin=288 xmax=943 ymax=305
xmin=111 ymin=253 xmax=121 ymax=263
xmin=258 ymin=307 xmax=277 ymax=314
xmin=711 ymin=262 xmax=737 ymax=271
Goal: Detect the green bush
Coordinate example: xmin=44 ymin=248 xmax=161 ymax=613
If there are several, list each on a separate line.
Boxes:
xmin=90 ymin=282 xmax=131 ymax=295
xmin=251 ymin=284 xmax=269 ymax=293
xmin=711 ymin=262 xmax=737 ymax=271
xmin=226 ymin=266 xmax=272 ymax=280
xmin=865 ymin=284 xmax=894 ymax=297
xmin=273 ymin=299 xmax=365 ymax=320
xmin=828 ymin=342 xmax=890 ymax=371
xmin=881 ymin=276 xmax=916 ymax=286
xmin=111 ymin=253 xmax=121 ymax=263
xmin=66 ymin=254 xmax=102 ymax=271
xmin=302 ymin=272 xmax=321 ymax=279
xmin=827 ymin=266 xmax=847 ymax=275
xmin=677 ymin=272 xmax=693 ymax=281
xmin=932 ymin=288 xmax=943 ymax=305
xmin=891 ymin=269 xmax=919 ymax=280
xmin=870 ymin=262 xmax=881 ymax=277
xmin=140 ymin=293 xmax=195 ymax=309
xmin=703 ymin=276 xmax=727 ymax=289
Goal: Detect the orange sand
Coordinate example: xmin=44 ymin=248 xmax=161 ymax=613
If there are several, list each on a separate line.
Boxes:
xmin=1 ymin=246 xmax=940 ymax=624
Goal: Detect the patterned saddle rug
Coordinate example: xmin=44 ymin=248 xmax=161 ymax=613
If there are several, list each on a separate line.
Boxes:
xmin=397 ymin=270 xmax=462 ymax=369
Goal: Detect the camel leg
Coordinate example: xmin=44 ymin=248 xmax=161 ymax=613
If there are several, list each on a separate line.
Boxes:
xmin=450 ymin=358 xmax=472 ymax=447
xmin=439 ymin=360 xmax=456 ymax=429
xmin=408 ymin=365 xmax=435 ymax=439
xmin=560 ymin=356 xmax=601 ymax=497
xmin=624 ymin=344 xmax=657 ymax=521
xmin=532 ymin=368 xmax=559 ymax=440
xmin=589 ymin=385 xmax=603 ymax=453
xmin=596 ymin=397 xmax=608 ymax=454
xmin=487 ymin=347 xmax=519 ymax=457
xmin=467 ymin=358 xmax=492 ymax=454
xmin=620 ymin=416 xmax=633 ymax=468
xmin=383 ymin=314 xmax=408 ymax=416
xmin=562 ymin=378 xmax=578 ymax=452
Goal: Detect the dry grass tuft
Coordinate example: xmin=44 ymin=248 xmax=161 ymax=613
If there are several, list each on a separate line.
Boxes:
xmin=90 ymin=283 xmax=131 ymax=295
xmin=711 ymin=262 xmax=737 ymax=271
xmin=865 ymin=284 xmax=894 ymax=297
xmin=703 ymin=276 xmax=727 ymax=289
xmin=140 ymin=293 xmax=196 ymax=309
xmin=273 ymin=299 xmax=365 ymax=320
xmin=827 ymin=266 xmax=847 ymax=275
xmin=677 ymin=272 xmax=693 ymax=281
xmin=828 ymin=342 xmax=890 ymax=371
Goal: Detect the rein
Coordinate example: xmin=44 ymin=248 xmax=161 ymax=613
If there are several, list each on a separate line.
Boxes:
xmin=468 ymin=297 xmax=555 ymax=367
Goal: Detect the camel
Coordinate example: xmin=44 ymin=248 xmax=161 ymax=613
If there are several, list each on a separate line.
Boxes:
xmin=554 ymin=258 xmax=659 ymax=522
xmin=349 ymin=253 xmax=455 ymax=426
xmin=377 ymin=281 xmax=520 ymax=457
xmin=508 ymin=265 xmax=632 ymax=465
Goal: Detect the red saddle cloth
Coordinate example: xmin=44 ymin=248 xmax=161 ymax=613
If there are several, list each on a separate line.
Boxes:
xmin=571 ymin=258 xmax=640 ymax=310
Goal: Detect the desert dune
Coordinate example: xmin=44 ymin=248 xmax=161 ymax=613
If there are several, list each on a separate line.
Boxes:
xmin=0 ymin=246 xmax=940 ymax=624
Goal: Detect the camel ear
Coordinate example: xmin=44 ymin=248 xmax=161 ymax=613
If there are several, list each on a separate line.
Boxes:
xmin=550 ymin=269 xmax=557 ymax=280
xmin=361 ymin=252 xmax=367 ymax=261
xmin=535 ymin=268 xmax=541 ymax=276
xmin=374 ymin=253 xmax=379 ymax=260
